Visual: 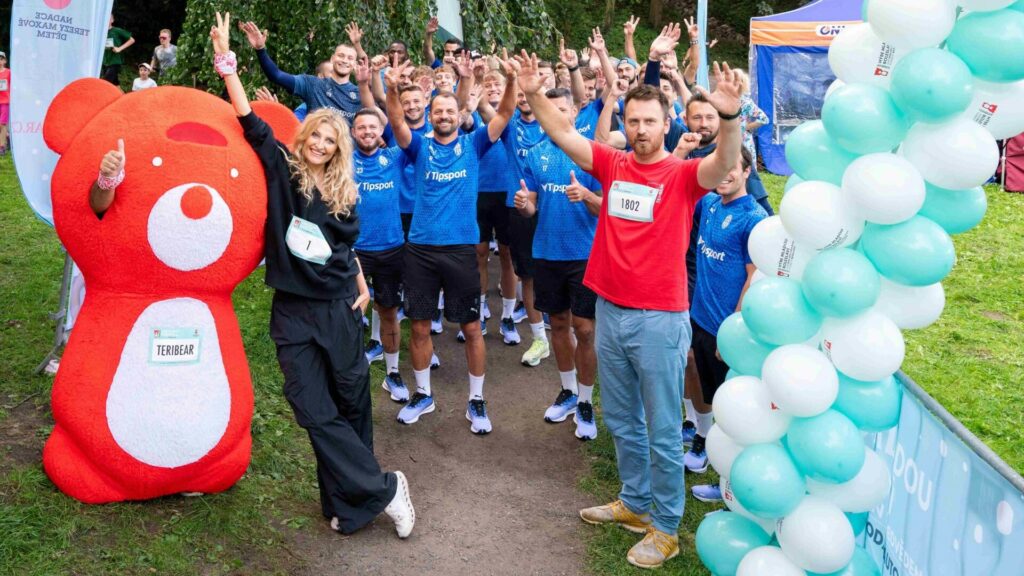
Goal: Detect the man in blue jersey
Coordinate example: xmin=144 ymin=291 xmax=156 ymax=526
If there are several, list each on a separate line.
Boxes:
xmin=383 ymin=55 xmax=518 ymax=435
xmin=350 ymin=110 xmax=411 ymax=404
xmin=685 ymin=147 xmax=767 ymax=500
xmin=513 ymin=88 xmax=603 ymax=441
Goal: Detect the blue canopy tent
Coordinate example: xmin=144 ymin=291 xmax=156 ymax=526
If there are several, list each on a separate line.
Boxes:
xmin=749 ymin=0 xmax=862 ymax=175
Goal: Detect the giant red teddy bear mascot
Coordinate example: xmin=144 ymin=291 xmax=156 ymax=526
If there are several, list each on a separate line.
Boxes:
xmin=42 ymin=79 xmax=297 ymax=503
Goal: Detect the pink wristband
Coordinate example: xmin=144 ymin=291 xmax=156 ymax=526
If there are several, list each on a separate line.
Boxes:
xmin=214 ymin=51 xmax=238 ymax=77
xmin=97 ymin=169 xmax=125 ymax=191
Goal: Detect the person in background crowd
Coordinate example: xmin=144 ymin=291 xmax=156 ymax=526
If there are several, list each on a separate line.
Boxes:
xmin=0 ymin=51 xmax=9 ymax=156
xmin=150 ymin=29 xmax=177 ymax=79
xmin=132 ymin=63 xmax=157 ymax=91
xmin=102 ymin=15 xmax=135 ymax=86
xmin=423 ymin=17 xmax=463 ymax=68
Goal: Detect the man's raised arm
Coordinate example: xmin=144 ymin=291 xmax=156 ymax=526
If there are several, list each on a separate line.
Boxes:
xmin=486 ymin=50 xmax=518 ymax=143
xmin=385 ymin=62 xmax=415 ymax=148
xmin=516 ymin=51 xmax=593 ymax=172
xmin=695 ymin=62 xmax=743 ymax=190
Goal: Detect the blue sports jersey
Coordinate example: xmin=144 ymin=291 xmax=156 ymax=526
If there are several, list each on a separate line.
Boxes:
xmin=353 ymin=146 xmax=407 ymax=252
xmin=476 ymin=111 xmax=514 ymax=193
xmin=501 ymin=110 xmax=547 ymax=206
xmin=522 ymin=140 xmax=601 ymax=261
xmin=292 ymin=76 xmax=362 ymax=122
xmin=691 ymin=193 xmax=768 ymax=336
xmin=403 ymin=129 xmax=494 ymax=245
xmin=575 ymin=99 xmax=604 ymax=140
xmin=397 ymin=122 xmax=433 ymax=214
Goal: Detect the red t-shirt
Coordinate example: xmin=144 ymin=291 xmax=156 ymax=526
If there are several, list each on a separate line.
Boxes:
xmin=0 ymin=69 xmax=10 ymax=105
xmin=584 ymin=141 xmax=706 ymax=312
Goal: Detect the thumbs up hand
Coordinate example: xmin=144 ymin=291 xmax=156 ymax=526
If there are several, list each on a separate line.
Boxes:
xmin=565 ymin=170 xmax=588 ymax=203
xmin=100 ymin=139 xmax=126 ymax=178
xmin=514 ymin=179 xmax=531 ymax=209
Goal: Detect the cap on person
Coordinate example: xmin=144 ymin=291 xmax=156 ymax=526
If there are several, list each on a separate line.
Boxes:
xmin=0 ymin=51 xmax=7 ymax=59
xmin=138 ymin=62 xmax=152 ymax=71
xmin=618 ymin=57 xmax=638 ymax=69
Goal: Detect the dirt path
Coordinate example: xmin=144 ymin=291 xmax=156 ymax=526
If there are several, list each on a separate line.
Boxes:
xmin=290 ymin=261 xmax=594 ymax=575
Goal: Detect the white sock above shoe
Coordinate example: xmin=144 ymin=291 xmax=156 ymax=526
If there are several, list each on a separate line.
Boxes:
xmin=468 ymin=373 xmax=485 ymax=400
xmin=530 ymin=322 xmax=547 ymax=341
xmin=480 ymin=294 xmax=487 ymax=320
xmin=371 ymin=308 xmax=381 ymax=342
xmin=683 ymin=398 xmax=696 ymax=424
xmin=559 ymin=369 xmax=579 ymax=395
xmin=695 ymin=411 xmax=713 ymax=438
xmin=502 ymin=298 xmax=516 ymax=319
xmin=385 ymin=352 xmax=400 ymax=374
xmin=414 ymin=367 xmax=431 ymax=396
xmin=578 ymin=383 xmax=594 ymax=404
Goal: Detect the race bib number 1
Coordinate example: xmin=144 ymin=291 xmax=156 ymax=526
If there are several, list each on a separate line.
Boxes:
xmin=607 ymin=181 xmax=659 ymax=223
xmin=105 ymin=38 xmax=115 ymax=49
xmin=286 ymin=215 xmax=332 ymax=265
xmin=149 ymin=328 xmax=201 ymax=365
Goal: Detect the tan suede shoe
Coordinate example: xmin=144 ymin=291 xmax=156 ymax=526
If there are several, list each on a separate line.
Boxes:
xmin=626 ymin=527 xmax=680 ymax=569
xmin=578 ymin=500 xmax=652 ymax=534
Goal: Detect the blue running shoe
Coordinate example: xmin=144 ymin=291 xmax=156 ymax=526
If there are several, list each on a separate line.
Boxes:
xmin=382 ymin=372 xmax=409 ymax=403
xmin=684 ymin=434 xmax=708 ymax=474
xmin=362 ymin=314 xmax=369 ymax=329
xmin=691 ymin=483 xmax=723 ymax=503
xmin=481 ymin=299 xmax=491 ymax=320
xmin=511 ymin=302 xmax=527 ymax=324
xmin=456 ymin=320 xmax=487 ymax=343
xmin=544 ymin=389 xmax=578 ymax=423
xmin=397 ymin=306 xmax=406 ymax=323
xmin=682 ymin=421 xmax=696 ymax=449
xmin=499 ymin=317 xmax=521 ymax=345
xmin=430 ymin=352 xmax=441 ymax=370
xmin=542 ymin=312 xmax=551 ymax=330
xmin=574 ymin=401 xmax=597 ymax=441
xmin=397 ymin=392 xmax=435 ymax=424
xmin=365 ymin=340 xmax=384 ymax=364
xmin=430 ymin=310 xmax=443 ymax=334
xmin=466 ymin=398 xmax=492 ymax=434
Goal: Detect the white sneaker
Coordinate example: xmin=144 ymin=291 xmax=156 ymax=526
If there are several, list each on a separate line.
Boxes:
xmin=383 ymin=470 xmax=415 ymax=538
xmin=521 ymin=338 xmax=550 ymax=367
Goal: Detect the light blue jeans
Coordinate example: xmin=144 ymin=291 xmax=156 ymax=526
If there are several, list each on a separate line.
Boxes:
xmin=595 ymin=297 xmax=690 ymax=534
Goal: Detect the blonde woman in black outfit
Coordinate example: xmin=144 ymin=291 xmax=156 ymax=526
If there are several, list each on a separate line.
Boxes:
xmin=210 ymin=12 xmax=414 ymax=538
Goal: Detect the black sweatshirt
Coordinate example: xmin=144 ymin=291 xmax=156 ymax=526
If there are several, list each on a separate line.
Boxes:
xmin=240 ymin=111 xmax=359 ymax=301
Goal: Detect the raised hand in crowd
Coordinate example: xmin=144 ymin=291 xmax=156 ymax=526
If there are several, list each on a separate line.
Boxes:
xmin=559 ymin=38 xmax=579 ymax=69
xmin=238 ymin=20 xmax=268 ymax=50
xmin=697 ymin=61 xmax=742 ymax=116
xmin=370 ymin=54 xmax=389 ymax=73
xmin=685 ymin=16 xmax=699 ymax=42
xmin=384 ymin=60 xmax=414 ymax=91
xmin=425 ymin=16 xmax=439 ymax=36
xmin=254 ymin=86 xmax=278 ymax=103
xmin=355 ymin=56 xmax=372 ymax=85
xmin=100 ymin=139 xmax=126 ymax=178
xmin=673 ymin=131 xmax=703 ymax=159
xmin=623 ymin=15 xmax=640 ymax=61
xmin=345 ymin=22 xmax=364 ymax=46
xmin=90 ymin=138 xmax=125 ymax=214
xmin=649 ymin=22 xmax=681 ymax=61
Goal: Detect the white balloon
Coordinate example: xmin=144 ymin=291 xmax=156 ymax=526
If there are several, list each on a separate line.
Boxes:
xmin=762 ymin=345 xmax=839 ymax=418
xmin=960 ymin=79 xmax=1024 ymax=140
xmin=828 ymin=24 xmax=906 ymax=88
xmin=722 ymin=477 xmax=779 ymax=536
xmin=807 ymin=448 xmax=892 ymax=513
xmin=842 ymin=153 xmax=926 ymax=225
xmin=777 ymin=496 xmax=855 ymax=573
xmin=867 ymin=0 xmax=957 ymax=49
xmin=820 ymin=310 xmax=906 ymax=382
xmin=713 ymin=376 xmax=793 ymax=445
xmin=901 ymin=118 xmax=1000 ymax=190
xmin=736 ymin=546 xmax=806 ymax=576
xmin=874 ymin=278 xmax=946 ymax=329
xmin=748 ymin=216 xmax=817 ymax=280
xmin=959 ymin=0 xmax=1016 ymax=10
xmin=824 ymin=79 xmax=846 ymax=100
xmin=780 ymin=182 xmax=865 ymax=250
xmin=707 ymin=424 xmax=745 ymax=478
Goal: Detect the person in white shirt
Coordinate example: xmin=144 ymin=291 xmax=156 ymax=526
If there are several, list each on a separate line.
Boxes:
xmin=132 ymin=63 xmax=158 ymax=91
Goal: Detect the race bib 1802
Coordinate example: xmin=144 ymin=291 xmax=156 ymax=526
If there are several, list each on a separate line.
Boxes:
xmin=285 ymin=215 xmax=331 ymax=265
xmin=149 ymin=328 xmax=201 ymax=365
xmin=607 ymin=180 xmax=660 ymax=223
xmin=0 ymin=80 xmax=7 ymax=92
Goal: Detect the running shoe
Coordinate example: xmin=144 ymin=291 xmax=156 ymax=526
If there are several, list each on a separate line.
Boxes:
xmin=362 ymin=314 xmax=369 ymax=329
xmin=430 ymin=352 xmax=441 ymax=370
xmin=383 ymin=470 xmax=415 ymax=538
xmin=466 ymin=398 xmax=492 ymax=434
xmin=365 ymin=339 xmax=384 ymax=364
xmin=430 ymin=310 xmax=443 ymax=334
xmin=521 ymin=338 xmax=550 ymax=367
xmin=397 ymin=393 xmax=435 ymax=424
xmin=489 ymin=240 xmax=498 ymax=255
xmin=574 ymin=401 xmax=597 ymax=441
xmin=511 ymin=301 xmax=528 ymax=324
xmin=396 ymin=306 xmax=406 ymax=323
xmin=579 ymin=500 xmax=652 ymax=534
xmin=481 ymin=298 xmax=491 ymax=320
xmin=691 ymin=483 xmax=723 ymax=503
xmin=382 ymin=372 xmax=409 ymax=403
xmin=682 ymin=420 xmax=697 ymax=449
xmin=500 ymin=317 xmax=521 ymax=345
xmin=456 ymin=319 xmax=487 ymax=343
xmin=544 ymin=389 xmax=578 ymax=423
xmin=684 ymin=434 xmax=709 ymax=474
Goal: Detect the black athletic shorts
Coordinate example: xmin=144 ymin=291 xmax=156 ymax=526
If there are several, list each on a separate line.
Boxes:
xmin=533 ymin=259 xmax=597 ymax=319
xmin=355 ymin=245 xmax=404 ymax=309
xmin=402 ymin=243 xmax=481 ymax=324
xmin=478 ymin=192 xmax=510 ymax=245
xmin=690 ymin=318 xmax=730 ymax=404
xmin=400 ymin=213 xmax=413 ymax=242
xmin=507 ymin=209 xmax=537 ymax=279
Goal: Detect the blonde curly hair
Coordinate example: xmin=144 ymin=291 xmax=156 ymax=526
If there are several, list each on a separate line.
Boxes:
xmin=287 ymin=108 xmax=359 ymax=218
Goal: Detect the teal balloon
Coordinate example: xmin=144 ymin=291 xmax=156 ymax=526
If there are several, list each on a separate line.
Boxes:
xmin=741 ymin=277 xmax=823 ymax=345
xmin=717 ymin=312 xmax=777 ymax=377
xmin=696 ymin=511 xmax=772 ymax=576
xmin=731 ymin=444 xmax=806 ymax=518
xmin=860 ymin=216 xmax=956 ymax=286
xmin=822 ymin=84 xmax=909 ymax=154
xmin=801 ymin=249 xmax=881 ymax=318
xmin=726 ymin=368 xmax=740 ymax=381
xmin=785 ymin=410 xmax=866 ymax=483
xmin=918 ymin=183 xmax=987 ymax=235
xmin=946 ymin=9 xmax=1024 ymax=82
xmin=833 ymin=372 xmax=903 ymax=432
xmin=889 ymin=48 xmax=974 ymax=123
xmin=810 ymin=547 xmax=882 ymax=576
xmin=785 ymin=120 xmax=859 ymax=185
xmin=784 ymin=174 xmax=805 ymax=194
xmin=845 ymin=512 xmax=868 ymax=538
xmin=1012 ymin=0 xmax=1024 ymax=13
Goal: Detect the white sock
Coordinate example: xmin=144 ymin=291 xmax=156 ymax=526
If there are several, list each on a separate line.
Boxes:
xmin=371 ymin=308 xmax=381 ymax=342
xmin=578 ymin=383 xmax=594 ymax=404
xmin=438 ymin=291 xmax=444 ymax=309
xmin=480 ymin=294 xmax=487 ymax=320
xmin=516 ymin=281 xmax=523 ymax=302
xmin=695 ymin=411 xmax=714 ymax=438
xmin=559 ymin=369 xmax=579 ymax=394
xmin=502 ymin=298 xmax=516 ymax=319
xmin=683 ymin=398 xmax=696 ymax=424
xmin=385 ymin=351 xmax=399 ymax=374
xmin=414 ymin=368 xmax=431 ymax=396
xmin=468 ymin=373 xmax=485 ymax=400
xmin=530 ymin=322 xmax=547 ymax=341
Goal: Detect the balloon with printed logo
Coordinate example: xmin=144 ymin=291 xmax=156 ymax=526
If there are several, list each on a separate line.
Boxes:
xmin=779 ymin=182 xmax=864 ymax=250
xmin=785 ymin=410 xmax=865 ymax=483
xmin=777 ymin=495 xmax=855 ymax=573
xmin=762 ymin=345 xmax=838 ymax=418
xmin=722 ymin=477 xmax=778 ymax=536
xmin=860 ymin=217 xmax=955 ymax=286
xmin=827 ymin=23 xmax=905 ymax=88
xmin=832 ymin=372 xmax=902 ymax=431
xmin=960 ymin=79 xmax=1024 ymax=140
xmin=696 ymin=511 xmax=773 ymax=576
xmin=784 ymin=120 xmax=859 ymax=185
xmin=889 ymin=48 xmax=973 ymax=123
xmin=822 ymin=84 xmax=909 ymax=155
xmin=713 ymin=376 xmax=792 ymax=445
xmin=731 ymin=444 xmax=806 ymax=518
xmin=945 ymin=9 xmax=1024 ymax=82
xmin=842 ymin=153 xmax=925 ymax=225
xmin=820 ymin=310 xmax=905 ymax=382
xmin=742 ymin=277 xmax=823 ymax=346
xmin=806 ymin=448 xmax=891 ymax=513
xmin=748 ymin=216 xmax=816 ymax=280
xmin=707 ymin=423 xmax=746 ymax=479
xmin=737 ymin=546 xmax=806 ymax=576
xmin=901 ymin=118 xmax=999 ymax=190
xmin=809 ymin=547 xmax=883 ymax=576
xmin=866 ymin=0 xmax=957 ymax=50
xmin=874 ymin=278 xmax=945 ymax=330
xmin=718 ymin=313 xmax=778 ymax=377
xmin=917 ymin=182 xmax=987 ymax=235
xmin=801 ymin=249 xmax=881 ymax=318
